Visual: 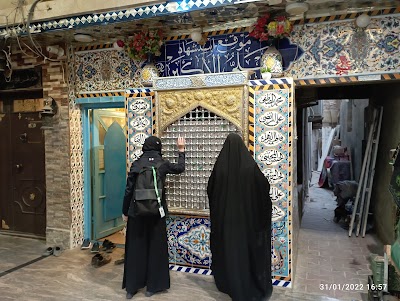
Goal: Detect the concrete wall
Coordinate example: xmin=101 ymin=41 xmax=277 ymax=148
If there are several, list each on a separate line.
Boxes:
xmin=339 ymin=99 xmax=369 ymax=182
xmin=370 ymin=84 xmax=400 ymax=244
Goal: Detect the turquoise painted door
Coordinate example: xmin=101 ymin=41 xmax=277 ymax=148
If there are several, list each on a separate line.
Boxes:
xmin=91 ymin=109 xmax=126 ymax=239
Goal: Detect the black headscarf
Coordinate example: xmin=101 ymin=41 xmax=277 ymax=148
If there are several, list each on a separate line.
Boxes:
xmin=142 ymin=136 xmax=162 ymax=153
xmin=207 ymin=133 xmax=272 ymax=301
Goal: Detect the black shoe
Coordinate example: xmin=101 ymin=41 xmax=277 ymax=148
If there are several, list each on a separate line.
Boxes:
xmin=91 ymin=242 xmax=100 ymax=253
xmin=126 ymin=291 xmax=137 ymax=299
xmin=81 ymin=238 xmax=91 ymax=250
xmin=91 ymin=253 xmax=111 ymax=268
xmin=145 ymin=291 xmax=155 ymax=297
xmin=102 ymin=239 xmax=116 ymax=252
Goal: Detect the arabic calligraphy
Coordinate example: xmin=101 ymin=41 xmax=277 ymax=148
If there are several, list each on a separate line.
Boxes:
xmin=272 ymin=205 xmax=286 ymax=222
xmin=270 ymin=186 xmax=285 ymax=202
xmin=163 ymin=33 xmax=265 ymax=76
xmin=258 ymin=91 xmax=286 ymax=109
xmin=258 ymin=131 xmax=286 ymax=147
xmin=264 ymin=168 xmax=285 ymax=184
xmin=258 ymin=149 xmax=285 ymax=166
xmin=130 ymin=133 xmax=148 ymax=145
xmin=130 ymin=98 xmax=151 ymax=114
xmin=130 ymin=116 xmax=150 ymax=131
xmin=258 ymin=112 xmax=285 ymax=128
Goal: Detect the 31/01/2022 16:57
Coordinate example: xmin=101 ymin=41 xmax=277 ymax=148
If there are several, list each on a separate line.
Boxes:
xmin=319 ymin=283 xmax=387 ymax=291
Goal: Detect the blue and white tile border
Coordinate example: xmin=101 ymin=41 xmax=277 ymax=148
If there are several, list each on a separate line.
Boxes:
xmin=0 ymin=0 xmax=235 ymax=36
xmin=168 ymin=265 xmax=292 ymax=288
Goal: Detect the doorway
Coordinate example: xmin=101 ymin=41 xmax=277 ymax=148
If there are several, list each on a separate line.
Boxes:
xmin=83 ymin=106 xmax=127 ymax=240
xmin=292 ymin=83 xmax=389 ymax=300
xmin=0 ymin=102 xmax=46 ymax=236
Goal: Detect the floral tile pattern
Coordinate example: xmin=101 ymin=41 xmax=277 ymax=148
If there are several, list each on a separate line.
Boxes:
xmin=167 ymin=215 xmax=211 ymax=268
xmin=287 ymin=15 xmax=400 ymax=78
xmin=75 ymin=49 xmax=140 ymax=93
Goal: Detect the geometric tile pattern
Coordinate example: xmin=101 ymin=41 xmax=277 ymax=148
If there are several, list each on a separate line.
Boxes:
xmin=169 ymin=264 xmax=212 ymax=275
xmin=287 ymin=15 xmax=400 ymax=79
xmin=67 ymin=45 xmax=85 ymax=248
xmin=76 ymin=92 xmax=124 ymax=99
xmin=125 ymin=90 xmax=154 ymax=165
xmin=168 ymin=263 xmax=292 ymax=287
xmin=166 ymin=215 xmax=211 ymax=269
xmin=294 ymin=72 xmax=400 ymax=86
xmin=249 ymin=78 xmax=294 ymax=285
xmin=0 ymin=0 xmax=235 ymax=36
xmin=292 ymin=7 xmax=400 ymax=25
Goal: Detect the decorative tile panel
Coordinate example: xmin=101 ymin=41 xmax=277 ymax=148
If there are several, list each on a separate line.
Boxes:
xmin=287 ymin=15 xmax=400 ymax=79
xmin=249 ymin=78 xmax=294 ymax=285
xmin=74 ymin=49 xmax=140 ymax=93
xmin=167 ymin=215 xmax=211 ymax=268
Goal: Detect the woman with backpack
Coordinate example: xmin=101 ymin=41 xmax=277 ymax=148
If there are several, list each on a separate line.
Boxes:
xmin=122 ymin=136 xmax=185 ymax=299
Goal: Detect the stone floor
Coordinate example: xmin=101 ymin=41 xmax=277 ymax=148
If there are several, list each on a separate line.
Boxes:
xmin=292 ymin=171 xmax=382 ymax=301
xmin=0 ymin=235 xmax=345 ymax=301
xmin=0 ymin=171 xmax=382 ymax=301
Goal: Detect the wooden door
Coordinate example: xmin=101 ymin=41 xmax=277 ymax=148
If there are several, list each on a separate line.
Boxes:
xmin=91 ymin=109 xmax=126 ymax=239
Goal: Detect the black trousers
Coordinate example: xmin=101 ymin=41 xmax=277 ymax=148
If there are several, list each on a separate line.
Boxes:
xmin=123 ymin=216 xmax=169 ymax=293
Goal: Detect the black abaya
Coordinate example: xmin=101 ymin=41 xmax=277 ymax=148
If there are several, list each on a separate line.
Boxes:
xmin=122 ymin=136 xmax=185 ymax=294
xmin=207 ymin=133 xmax=272 ymax=301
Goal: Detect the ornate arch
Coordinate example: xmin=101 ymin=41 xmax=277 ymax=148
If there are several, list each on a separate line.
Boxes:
xmin=156 ymin=86 xmax=248 ymax=144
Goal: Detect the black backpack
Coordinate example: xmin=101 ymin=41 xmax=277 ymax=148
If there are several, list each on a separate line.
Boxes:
xmin=128 ymin=162 xmax=165 ymax=218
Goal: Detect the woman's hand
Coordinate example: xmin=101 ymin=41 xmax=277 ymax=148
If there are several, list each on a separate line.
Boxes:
xmin=177 ymin=137 xmax=185 ymax=152
xmin=122 ymin=214 xmax=128 ymax=222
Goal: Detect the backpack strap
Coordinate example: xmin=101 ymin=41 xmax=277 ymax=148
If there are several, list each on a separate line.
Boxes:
xmin=151 ymin=166 xmax=162 ymax=206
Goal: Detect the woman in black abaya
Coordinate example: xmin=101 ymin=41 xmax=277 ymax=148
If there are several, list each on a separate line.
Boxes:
xmin=122 ymin=136 xmax=185 ymax=299
xmin=207 ymin=133 xmax=272 ymax=301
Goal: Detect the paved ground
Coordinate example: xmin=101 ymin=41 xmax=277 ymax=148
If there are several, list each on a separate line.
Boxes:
xmin=292 ymin=171 xmax=381 ymax=301
xmin=0 ymin=171 xmax=382 ymax=300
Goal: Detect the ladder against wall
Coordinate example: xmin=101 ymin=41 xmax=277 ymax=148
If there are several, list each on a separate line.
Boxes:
xmin=348 ymin=107 xmax=383 ymax=237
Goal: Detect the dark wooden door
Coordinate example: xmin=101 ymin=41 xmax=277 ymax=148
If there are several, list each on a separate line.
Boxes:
xmin=0 ymin=111 xmax=46 ymax=236
xmin=0 ymin=112 xmax=12 ymax=231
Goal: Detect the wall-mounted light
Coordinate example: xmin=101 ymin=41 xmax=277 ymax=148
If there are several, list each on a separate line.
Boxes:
xmin=74 ymin=33 xmax=94 ymax=43
xmin=356 ymin=13 xmax=371 ymax=28
xmin=286 ymin=2 xmax=309 ymax=16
